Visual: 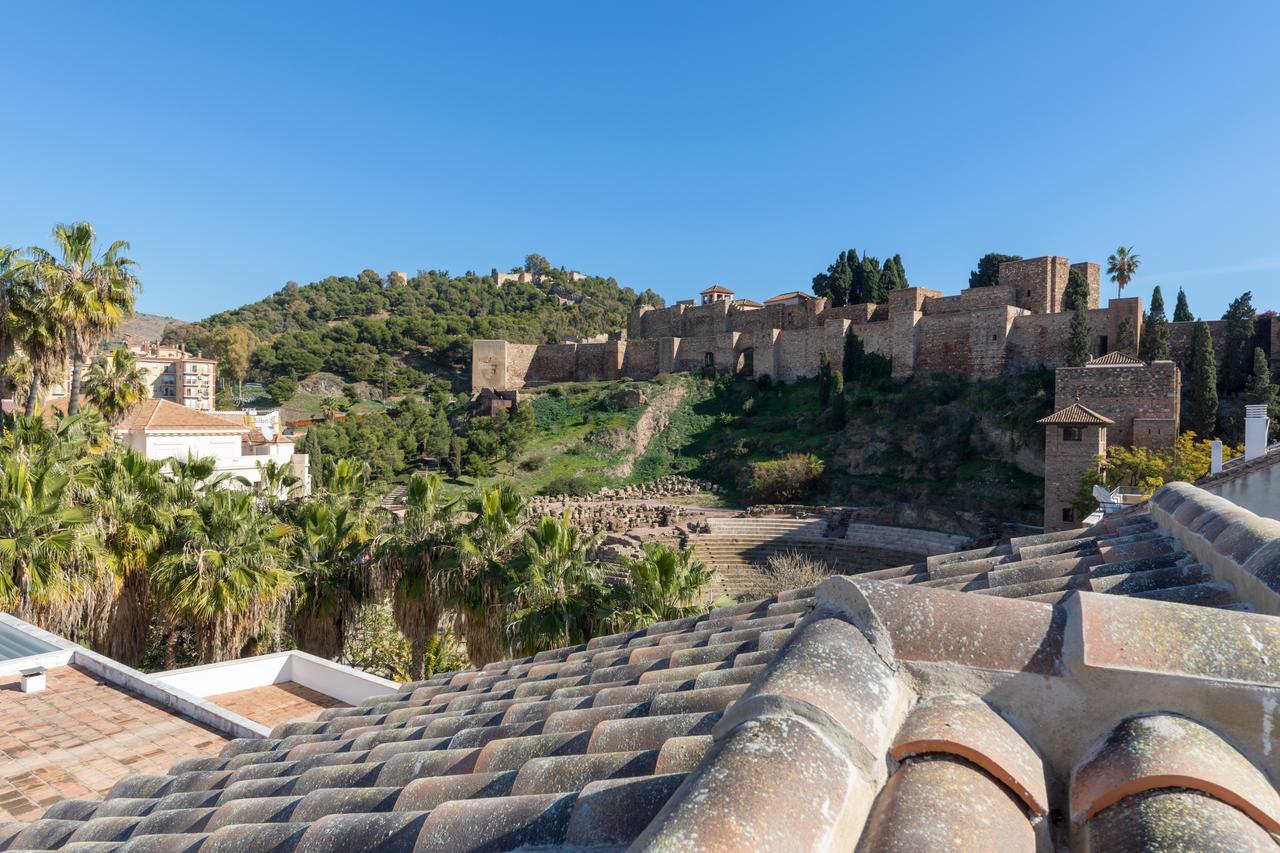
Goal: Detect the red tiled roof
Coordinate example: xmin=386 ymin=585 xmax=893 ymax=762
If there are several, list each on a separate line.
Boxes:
xmin=114 ymin=399 xmax=250 ymax=433
xmin=3 ymin=496 xmax=1277 ymax=850
xmin=763 ymin=290 xmax=816 ymax=304
xmin=699 ymin=284 xmax=733 ymax=295
xmin=1038 ymin=402 xmax=1114 ymax=425
xmin=1087 ymin=351 xmax=1145 ymax=366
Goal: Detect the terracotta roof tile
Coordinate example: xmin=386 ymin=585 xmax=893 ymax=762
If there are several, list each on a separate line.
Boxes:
xmin=6 ymin=485 xmax=1280 ymax=850
xmin=1086 ymin=788 xmax=1278 ymax=851
xmin=1071 ymin=713 xmax=1280 ymax=833
xmin=114 ymin=399 xmax=250 ymax=433
xmin=890 ymin=694 xmax=1048 ymax=815
xmin=1036 ymin=402 xmax=1114 ymax=425
xmin=1087 ymin=350 xmax=1146 ymax=365
xmin=859 ymin=755 xmax=1041 ymax=852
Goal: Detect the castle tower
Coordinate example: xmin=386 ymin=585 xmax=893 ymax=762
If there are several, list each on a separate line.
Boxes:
xmin=1039 ymin=403 xmax=1113 ymax=532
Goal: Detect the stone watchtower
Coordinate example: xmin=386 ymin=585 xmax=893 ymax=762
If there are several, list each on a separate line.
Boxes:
xmin=1039 ymin=403 xmax=1114 ymax=532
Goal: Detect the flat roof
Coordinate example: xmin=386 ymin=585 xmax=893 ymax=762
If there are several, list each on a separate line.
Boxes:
xmin=207 ymin=682 xmax=347 ymax=728
xmin=0 ymin=665 xmax=228 ymax=822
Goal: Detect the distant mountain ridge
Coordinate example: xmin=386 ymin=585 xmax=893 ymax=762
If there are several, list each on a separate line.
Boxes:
xmin=121 ymin=312 xmax=185 ymax=342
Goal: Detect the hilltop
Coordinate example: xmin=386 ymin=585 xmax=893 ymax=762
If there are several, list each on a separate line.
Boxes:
xmin=169 ymin=265 xmax=656 ymax=402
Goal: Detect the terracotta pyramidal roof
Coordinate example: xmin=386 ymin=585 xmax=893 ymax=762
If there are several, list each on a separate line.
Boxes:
xmin=763 ymin=290 xmax=816 ymax=304
xmin=699 ymin=284 xmax=734 ymax=295
xmin=1037 ymin=402 xmax=1115 ymax=426
xmin=2 ymin=484 xmax=1278 ymax=851
xmin=114 ymin=399 xmax=251 ymax=433
xmin=1087 ymin=351 xmax=1146 ymax=366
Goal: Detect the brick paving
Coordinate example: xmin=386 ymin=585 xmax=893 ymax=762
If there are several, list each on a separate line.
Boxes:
xmin=208 ymin=682 xmax=346 ymax=728
xmin=0 ymin=665 xmax=228 ymax=822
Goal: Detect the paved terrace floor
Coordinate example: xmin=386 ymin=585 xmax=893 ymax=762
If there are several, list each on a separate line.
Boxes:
xmin=208 ymin=685 xmax=347 ymax=729
xmin=0 ymin=666 xmax=228 ymax=823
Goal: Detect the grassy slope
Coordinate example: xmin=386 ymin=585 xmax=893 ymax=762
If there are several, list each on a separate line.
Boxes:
xmin=483 ymin=369 xmax=1053 ymax=523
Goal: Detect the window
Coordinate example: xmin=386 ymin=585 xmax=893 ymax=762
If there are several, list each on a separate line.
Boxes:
xmin=992 ymin=334 xmax=998 ymax=341
xmin=703 ymin=352 xmax=715 ymax=368
xmin=1062 ymin=426 xmax=1083 ymax=442
xmin=1062 ymin=507 xmax=1076 ymax=523
xmin=1026 ymin=289 xmax=1031 ymax=296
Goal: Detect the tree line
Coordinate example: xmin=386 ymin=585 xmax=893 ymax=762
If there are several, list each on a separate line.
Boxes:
xmin=0 ymin=408 xmax=718 ymax=679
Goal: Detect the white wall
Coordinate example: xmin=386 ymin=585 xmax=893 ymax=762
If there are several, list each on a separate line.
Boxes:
xmin=144 ymin=432 xmax=243 ymax=461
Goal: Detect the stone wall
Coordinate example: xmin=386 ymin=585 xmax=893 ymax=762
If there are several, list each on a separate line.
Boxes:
xmin=1055 ymin=361 xmax=1180 ymax=448
xmin=1043 ymin=422 xmax=1106 ymax=531
xmin=473 ymin=253 xmax=1263 ymax=393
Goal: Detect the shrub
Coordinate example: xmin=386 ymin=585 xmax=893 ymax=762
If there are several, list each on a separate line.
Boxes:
xmin=542 ymin=471 xmax=604 ymax=496
xmin=742 ymin=551 xmax=833 ymax=599
xmin=741 ymin=453 xmax=825 ymax=503
xmin=267 ymin=376 xmax=298 ymax=405
xmin=755 ymin=374 xmax=773 ymax=393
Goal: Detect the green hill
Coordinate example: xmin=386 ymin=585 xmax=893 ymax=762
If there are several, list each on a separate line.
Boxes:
xmin=171 ymin=266 xmax=652 ymax=397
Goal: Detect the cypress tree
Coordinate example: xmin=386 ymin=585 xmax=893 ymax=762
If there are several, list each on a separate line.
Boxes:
xmin=304 ymin=427 xmax=324 ymax=486
xmin=1173 ymin=287 xmax=1193 ymax=322
xmin=1063 ymin=269 xmax=1090 ymax=312
xmin=843 ymin=328 xmax=861 ymax=381
xmin=817 ymin=352 xmax=832 ymax=409
xmin=448 ymin=434 xmax=464 ymax=479
xmin=1244 ymin=347 xmax=1277 ymax=407
xmin=1068 ymin=299 xmax=1091 ymax=367
xmin=890 ymin=254 xmax=907 ymax=289
xmin=830 ymin=385 xmax=847 ymax=429
xmin=1139 ymin=285 xmax=1171 ymax=361
xmin=1220 ymin=291 xmax=1256 ymax=394
xmin=1188 ymin=320 xmax=1219 ymax=438
xmin=1115 ymin=317 xmax=1137 ymax=356
xmin=860 ymin=256 xmax=884 ymax=304
xmin=845 ymin=249 xmax=861 ymax=303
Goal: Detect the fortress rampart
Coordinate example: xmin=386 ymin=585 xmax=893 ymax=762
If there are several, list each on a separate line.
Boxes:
xmin=471 ymin=256 xmax=1259 ymax=391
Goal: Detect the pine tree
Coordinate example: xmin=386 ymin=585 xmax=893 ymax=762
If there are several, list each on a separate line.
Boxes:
xmin=1173 ymin=287 xmax=1193 ymax=322
xmin=1220 ymin=291 xmax=1256 ymax=394
xmin=828 ymin=252 xmax=853 ymax=307
xmin=1188 ymin=320 xmax=1219 ymax=438
xmin=1244 ymin=347 xmax=1277 ymax=407
xmin=1115 ymin=317 xmax=1137 ymax=356
xmin=1139 ymin=285 xmax=1171 ymax=362
xmin=1063 ymin=269 xmax=1090 ymax=312
xmin=817 ymin=352 xmax=832 ymax=409
xmin=1068 ymin=299 xmax=1091 ymax=367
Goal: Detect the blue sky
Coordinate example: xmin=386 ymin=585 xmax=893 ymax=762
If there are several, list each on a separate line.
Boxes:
xmin=2 ymin=2 xmax=1277 ymax=321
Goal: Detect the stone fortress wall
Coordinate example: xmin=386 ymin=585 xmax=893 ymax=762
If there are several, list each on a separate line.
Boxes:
xmin=471 ymin=255 xmax=1264 ymax=392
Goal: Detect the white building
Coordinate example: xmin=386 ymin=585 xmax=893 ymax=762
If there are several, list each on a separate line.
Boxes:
xmin=114 ymin=399 xmax=309 ymax=497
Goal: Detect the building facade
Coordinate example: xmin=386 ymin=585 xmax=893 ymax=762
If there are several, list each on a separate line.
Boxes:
xmin=114 ymin=399 xmax=309 ymax=497
xmin=125 ymin=341 xmax=217 ymax=411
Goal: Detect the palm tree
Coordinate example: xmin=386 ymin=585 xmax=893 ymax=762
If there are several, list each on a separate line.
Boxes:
xmin=27 ymin=222 xmax=140 ymax=415
xmin=378 ymin=473 xmax=455 ymax=679
xmin=86 ymin=346 xmax=147 ymax=422
xmin=1106 ymin=246 xmax=1141 ymax=300
xmin=255 ymin=459 xmax=300 ymax=503
xmin=5 ymin=262 xmax=66 ymax=416
xmin=0 ymin=246 xmax=22 ymax=401
xmin=615 ymin=542 xmax=716 ymax=630
xmin=152 ymin=489 xmax=293 ymax=665
xmin=166 ymin=453 xmax=236 ymax=504
xmin=0 ymin=454 xmax=98 ymax=617
xmin=86 ymin=450 xmax=173 ymax=665
xmin=450 ymin=484 xmax=526 ymax=665
xmin=319 ymin=396 xmax=342 ymax=422
xmin=508 ymin=508 xmax=605 ymax=654
xmin=289 ymin=498 xmax=377 ymax=659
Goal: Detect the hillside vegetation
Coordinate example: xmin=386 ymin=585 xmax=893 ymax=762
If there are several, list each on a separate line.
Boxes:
xmin=171 ymin=265 xmax=650 ymax=396
xmin=474 ymin=369 xmax=1054 ymax=522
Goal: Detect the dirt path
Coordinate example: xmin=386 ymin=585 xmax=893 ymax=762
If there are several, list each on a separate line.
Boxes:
xmin=609 ymin=382 xmax=689 ymax=479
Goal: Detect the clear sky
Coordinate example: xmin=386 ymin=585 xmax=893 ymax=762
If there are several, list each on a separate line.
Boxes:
xmin=2 ymin=2 xmax=1277 ymax=321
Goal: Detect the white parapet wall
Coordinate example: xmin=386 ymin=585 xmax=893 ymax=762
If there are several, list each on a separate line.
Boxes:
xmin=155 ymin=650 xmax=399 ymax=706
